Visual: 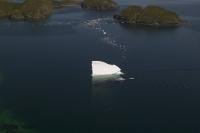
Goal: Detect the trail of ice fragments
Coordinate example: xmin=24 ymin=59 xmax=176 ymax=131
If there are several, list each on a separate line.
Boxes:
xmin=82 ymin=18 xmax=127 ymax=53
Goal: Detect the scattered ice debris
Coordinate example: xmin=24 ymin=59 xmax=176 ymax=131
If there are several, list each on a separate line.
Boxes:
xmin=103 ymin=37 xmax=127 ymax=52
xmin=82 ymin=18 xmax=127 ymax=52
xmin=102 ymin=30 xmax=107 ymax=35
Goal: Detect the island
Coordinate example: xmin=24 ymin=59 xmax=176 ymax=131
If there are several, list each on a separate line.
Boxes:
xmin=81 ymin=0 xmax=118 ymax=11
xmin=114 ymin=5 xmax=182 ymax=27
xmin=10 ymin=0 xmax=53 ymax=21
xmin=0 ymin=0 xmax=80 ymax=21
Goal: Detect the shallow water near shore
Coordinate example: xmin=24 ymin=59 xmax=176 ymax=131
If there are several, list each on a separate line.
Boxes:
xmin=0 ymin=0 xmax=200 ymax=132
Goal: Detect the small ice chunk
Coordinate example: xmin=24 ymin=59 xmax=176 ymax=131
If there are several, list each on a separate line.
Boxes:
xmin=129 ymin=77 xmax=135 ymax=80
xmin=116 ymin=77 xmax=125 ymax=81
xmin=102 ymin=30 xmax=107 ymax=35
xmin=92 ymin=61 xmax=123 ymax=76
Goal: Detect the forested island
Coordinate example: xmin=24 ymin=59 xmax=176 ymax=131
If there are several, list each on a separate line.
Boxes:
xmin=0 ymin=0 xmax=182 ymax=26
xmin=0 ymin=0 xmax=80 ymax=21
xmin=114 ymin=5 xmax=182 ymax=27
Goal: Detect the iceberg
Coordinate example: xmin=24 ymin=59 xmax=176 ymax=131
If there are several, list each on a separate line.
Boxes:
xmin=92 ymin=61 xmax=123 ymax=76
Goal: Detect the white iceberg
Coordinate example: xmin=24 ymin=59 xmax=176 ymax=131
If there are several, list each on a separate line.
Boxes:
xmin=92 ymin=61 xmax=123 ymax=76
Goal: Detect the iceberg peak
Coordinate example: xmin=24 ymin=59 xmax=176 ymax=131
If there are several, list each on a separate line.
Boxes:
xmin=92 ymin=61 xmax=123 ymax=76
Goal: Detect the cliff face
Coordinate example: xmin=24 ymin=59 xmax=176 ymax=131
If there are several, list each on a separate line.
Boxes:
xmin=81 ymin=0 xmax=118 ymax=11
xmin=114 ymin=5 xmax=182 ymax=27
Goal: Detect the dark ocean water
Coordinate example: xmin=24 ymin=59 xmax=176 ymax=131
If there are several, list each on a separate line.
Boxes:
xmin=0 ymin=0 xmax=200 ymax=133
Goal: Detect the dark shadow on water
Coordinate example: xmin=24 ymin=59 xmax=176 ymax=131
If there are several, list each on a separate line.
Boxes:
xmin=117 ymin=22 xmax=181 ymax=33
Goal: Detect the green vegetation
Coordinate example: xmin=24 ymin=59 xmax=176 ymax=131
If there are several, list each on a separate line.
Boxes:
xmin=0 ymin=0 xmax=80 ymax=21
xmin=120 ymin=5 xmax=142 ymax=23
xmin=0 ymin=0 xmax=20 ymax=19
xmin=81 ymin=0 xmax=118 ymax=11
xmin=0 ymin=1 xmax=183 ymax=25
xmin=0 ymin=111 xmax=35 ymax=133
xmin=114 ymin=5 xmax=182 ymax=27
xmin=10 ymin=0 xmax=53 ymax=21
xmin=0 ymin=0 xmax=53 ymax=21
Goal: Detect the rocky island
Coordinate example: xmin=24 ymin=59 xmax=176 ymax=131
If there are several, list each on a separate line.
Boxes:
xmin=114 ymin=5 xmax=182 ymax=27
xmin=81 ymin=0 xmax=118 ymax=11
xmin=0 ymin=0 xmax=80 ymax=21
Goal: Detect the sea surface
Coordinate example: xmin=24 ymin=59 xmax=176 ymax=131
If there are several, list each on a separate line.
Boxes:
xmin=0 ymin=0 xmax=200 ymax=132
